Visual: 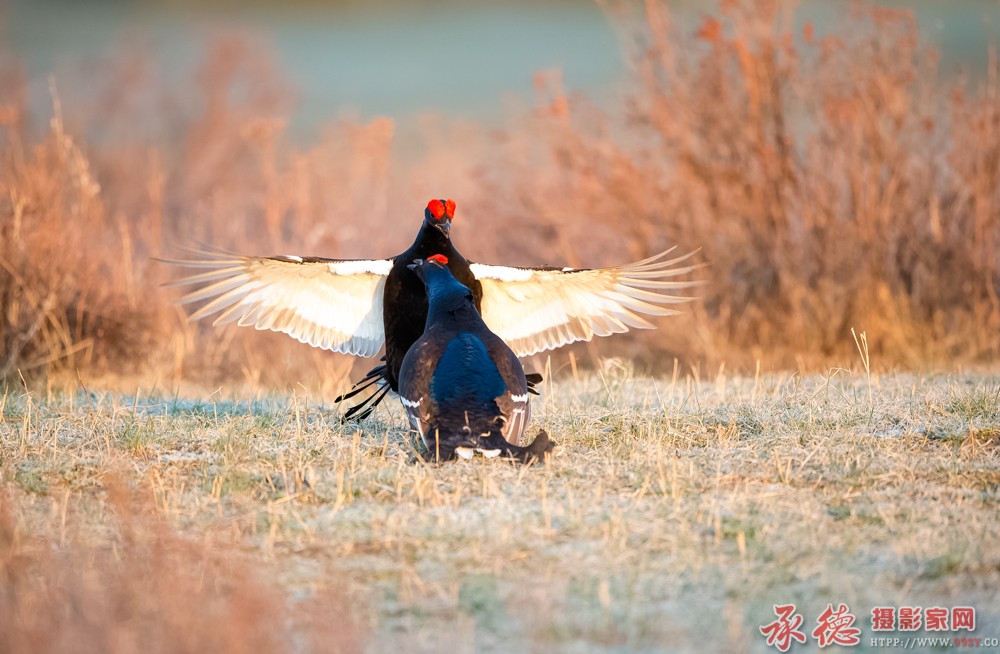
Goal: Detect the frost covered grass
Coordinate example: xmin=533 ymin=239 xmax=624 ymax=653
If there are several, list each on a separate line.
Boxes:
xmin=3 ymin=2 xmax=1000 ymax=384
xmin=2 ymin=368 xmax=998 ymax=652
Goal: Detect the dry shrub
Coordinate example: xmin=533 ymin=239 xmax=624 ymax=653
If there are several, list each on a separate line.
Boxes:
xmin=0 ymin=93 xmax=140 ymax=379
xmin=0 ymin=482 xmax=362 ymax=654
xmin=487 ymin=0 xmax=1000 ymax=368
xmin=0 ymin=38 xmax=390 ymax=390
xmin=2 ymin=1 xmax=999 ymax=387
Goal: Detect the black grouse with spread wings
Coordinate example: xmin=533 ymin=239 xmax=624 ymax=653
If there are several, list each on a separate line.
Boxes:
xmin=165 ymin=199 xmax=701 ymax=418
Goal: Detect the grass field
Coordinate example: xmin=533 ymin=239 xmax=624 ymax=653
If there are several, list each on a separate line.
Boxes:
xmin=3 ymin=366 xmax=998 ymax=652
xmin=2 ymin=2 xmax=1000 ymax=651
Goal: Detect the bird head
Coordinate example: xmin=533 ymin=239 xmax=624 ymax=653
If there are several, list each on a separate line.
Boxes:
xmin=407 ymin=254 xmax=451 ymax=284
xmin=423 ymin=198 xmax=456 ymax=237
xmin=408 ymin=255 xmax=474 ymax=305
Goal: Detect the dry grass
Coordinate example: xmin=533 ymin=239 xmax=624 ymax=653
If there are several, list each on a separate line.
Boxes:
xmin=2 ymin=4 xmax=999 ymax=645
xmin=1 ymin=1 xmax=999 ymax=388
xmin=2 ymin=367 xmax=998 ymax=652
xmin=0 ymin=474 xmax=363 ymax=654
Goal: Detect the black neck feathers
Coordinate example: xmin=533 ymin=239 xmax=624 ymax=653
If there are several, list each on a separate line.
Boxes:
xmin=412 ymin=260 xmax=478 ymax=329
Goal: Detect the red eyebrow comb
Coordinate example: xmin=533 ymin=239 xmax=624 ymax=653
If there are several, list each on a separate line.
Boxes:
xmin=427 ymin=199 xmax=446 ymax=220
xmin=427 ymin=254 xmax=449 ymax=265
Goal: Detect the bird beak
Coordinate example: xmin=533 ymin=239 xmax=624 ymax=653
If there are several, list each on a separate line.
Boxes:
xmin=434 ymin=219 xmax=451 ymax=237
xmin=407 ymin=260 xmax=426 ymax=281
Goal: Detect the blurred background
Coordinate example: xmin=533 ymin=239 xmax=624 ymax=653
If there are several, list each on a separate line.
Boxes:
xmin=2 ymin=0 xmax=1000 ymax=393
xmin=6 ymin=1 xmax=998 ymax=130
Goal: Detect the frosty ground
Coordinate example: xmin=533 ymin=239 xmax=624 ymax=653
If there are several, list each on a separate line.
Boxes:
xmin=3 ymin=369 xmax=999 ymax=653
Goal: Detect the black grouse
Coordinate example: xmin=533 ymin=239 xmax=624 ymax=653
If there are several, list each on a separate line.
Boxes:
xmin=166 ymin=198 xmax=701 ymax=420
xmin=398 ymin=255 xmax=554 ymax=462
xmin=168 ymin=198 xmax=485 ymax=420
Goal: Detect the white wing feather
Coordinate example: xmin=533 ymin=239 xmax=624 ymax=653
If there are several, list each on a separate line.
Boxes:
xmin=165 ymin=252 xmax=391 ymax=357
xmin=471 ymin=247 xmax=702 ymax=357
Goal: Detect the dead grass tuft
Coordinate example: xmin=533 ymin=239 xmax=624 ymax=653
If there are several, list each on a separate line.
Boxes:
xmin=0 ymin=477 xmax=363 ymax=654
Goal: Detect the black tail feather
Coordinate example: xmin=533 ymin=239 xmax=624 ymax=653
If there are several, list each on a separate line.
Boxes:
xmin=525 ymin=372 xmax=543 ymax=396
xmin=341 ymin=383 xmax=391 ymax=422
xmin=336 ymin=369 xmax=542 ymax=423
xmin=334 ymin=365 xmax=387 ymax=403
xmin=336 ymin=363 xmax=392 ymax=422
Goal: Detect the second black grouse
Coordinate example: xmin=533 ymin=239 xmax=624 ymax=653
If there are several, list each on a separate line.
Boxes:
xmin=398 ymin=255 xmax=553 ymax=462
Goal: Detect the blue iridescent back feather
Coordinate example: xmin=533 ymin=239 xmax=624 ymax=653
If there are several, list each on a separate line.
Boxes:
xmin=430 ymin=333 xmax=507 ymax=407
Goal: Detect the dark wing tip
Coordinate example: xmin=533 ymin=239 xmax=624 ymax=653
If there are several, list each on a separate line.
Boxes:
xmin=525 ymin=372 xmax=543 ymax=395
xmin=527 ymin=429 xmax=555 ymax=454
xmin=506 ymin=429 xmax=555 ymax=464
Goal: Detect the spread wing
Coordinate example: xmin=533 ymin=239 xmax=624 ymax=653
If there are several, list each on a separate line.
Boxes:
xmin=163 ymin=250 xmax=392 ymax=357
xmin=470 ymin=247 xmax=703 ymax=357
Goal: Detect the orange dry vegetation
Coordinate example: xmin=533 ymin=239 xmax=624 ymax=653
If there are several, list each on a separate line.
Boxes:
xmin=1 ymin=1 xmax=998 ymax=389
xmin=0 ymin=481 xmax=363 ymax=654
